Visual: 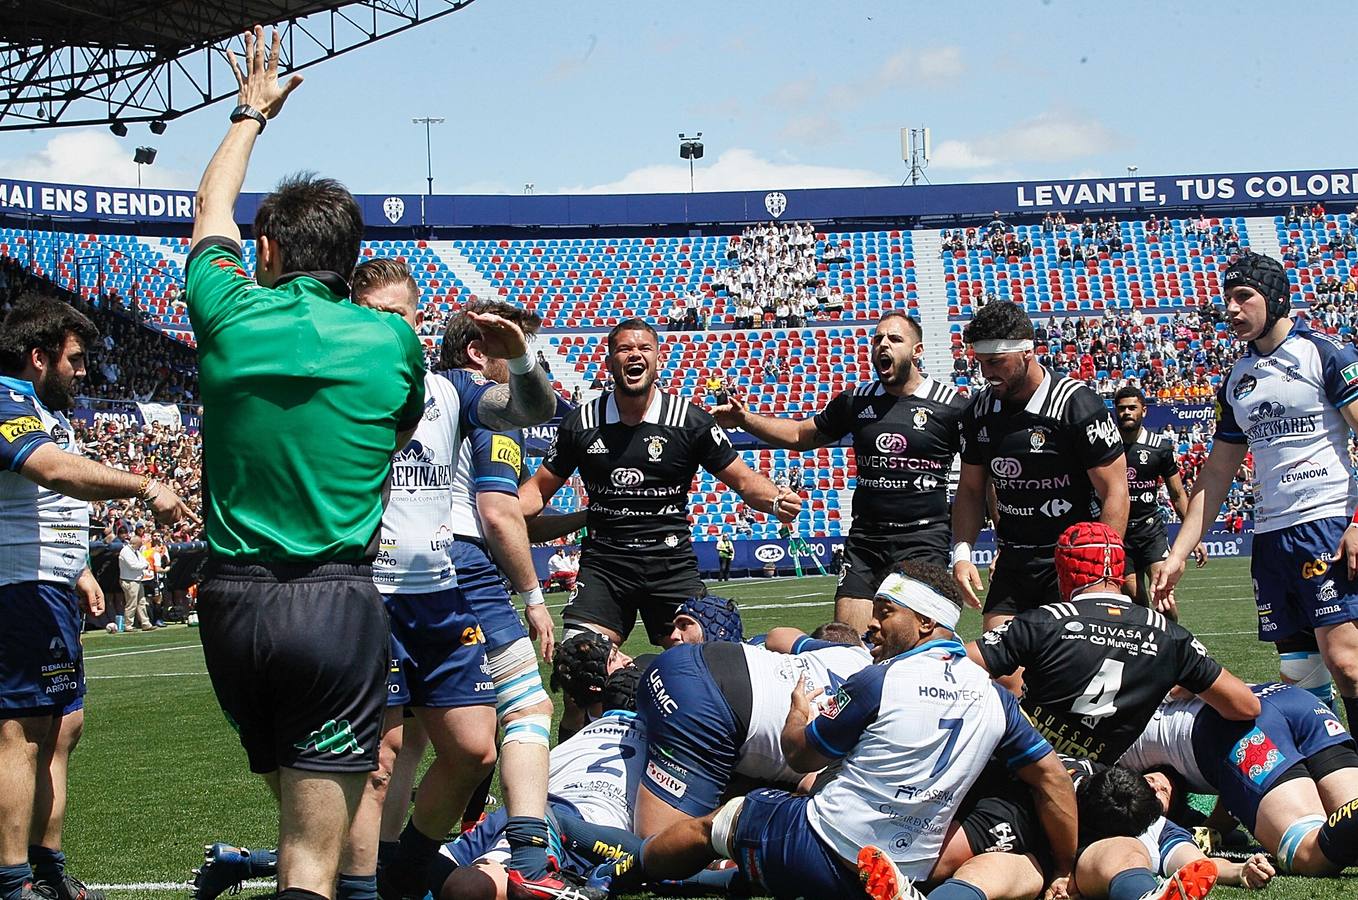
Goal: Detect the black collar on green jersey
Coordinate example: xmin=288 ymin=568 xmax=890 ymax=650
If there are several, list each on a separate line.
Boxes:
xmin=274 ymin=270 xmax=351 ymax=299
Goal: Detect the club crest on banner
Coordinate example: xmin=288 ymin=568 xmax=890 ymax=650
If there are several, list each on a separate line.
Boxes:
xmin=383 ymin=196 xmax=405 ymax=224
xmin=764 ymin=191 xmax=787 ymax=218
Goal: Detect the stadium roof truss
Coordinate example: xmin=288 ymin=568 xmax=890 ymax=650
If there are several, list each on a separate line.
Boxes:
xmin=0 ymin=0 xmax=477 ymax=132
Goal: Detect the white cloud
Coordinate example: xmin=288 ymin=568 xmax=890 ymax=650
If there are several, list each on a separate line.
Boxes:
xmin=873 ymin=45 xmax=965 ymax=87
xmin=929 ymin=139 xmax=996 ymax=170
xmin=929 ymin=112 xmax=1122 ymax=170
xmin=0 ymin=130 xmax=193 ymax=188
xmin=559 ymin=147 xmax=892 ymax=194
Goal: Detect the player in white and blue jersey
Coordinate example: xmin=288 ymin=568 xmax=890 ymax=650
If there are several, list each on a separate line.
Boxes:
xmin=595 ymin=562 xmax=1077 ymax=900
xmin=1156 ymin=252 xmax=1358 ymax=731
xmin=342 ymin=262 xmax=559 ymax=900
xmin=1121 ymin=681 xmax=1358 ymax=877
xmin=439 ymin=302 xmax=568 ymax=885
xmin=426 ymin=665 xmax=645 ymax=900
xmin=1 ymin=296 xmax=193 ymax=900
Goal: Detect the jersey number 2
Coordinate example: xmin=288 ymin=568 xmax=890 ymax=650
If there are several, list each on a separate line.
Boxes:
xmin=586 ymin=744 xmax=637 ymax=778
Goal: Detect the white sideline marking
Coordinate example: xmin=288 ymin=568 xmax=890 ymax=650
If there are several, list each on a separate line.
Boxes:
xmin=88 ymin=880 xmax=272 ymax=891
xmin=85 ymin=643 xmax=200 ymax=661
xmin=88 ymin=672 xmax=207 ymax=680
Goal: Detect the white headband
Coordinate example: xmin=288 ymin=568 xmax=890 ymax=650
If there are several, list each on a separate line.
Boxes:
xmin=969 ymin=339 xmax=1034 ymax=354
xmin=874 ymin=573 xmax=960 ymax=630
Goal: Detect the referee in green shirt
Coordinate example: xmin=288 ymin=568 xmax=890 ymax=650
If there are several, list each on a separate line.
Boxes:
xmin=184 ymin=28 xmax=423 ymax=900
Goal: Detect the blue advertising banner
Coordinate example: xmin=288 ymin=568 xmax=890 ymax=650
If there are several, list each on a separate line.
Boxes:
xmin=529 ymin=525 xmax=1251 ymax=581
xmin=4 ymin=166 xmax=1357 ymax=229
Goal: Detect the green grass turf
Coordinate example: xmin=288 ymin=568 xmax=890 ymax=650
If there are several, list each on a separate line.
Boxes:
xmin=66 ymin=557 xmax=1358 ymax=898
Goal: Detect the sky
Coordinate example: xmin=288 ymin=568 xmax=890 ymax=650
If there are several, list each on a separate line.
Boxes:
xmin=2 ymin=0 xmax=1354 ymax=196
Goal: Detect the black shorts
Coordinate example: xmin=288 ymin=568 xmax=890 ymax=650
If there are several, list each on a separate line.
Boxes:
xmin=198 ymin=559 xmax=388 ymax=775
xmin=563 ymin=542 xmax=704 ymax=645
xmin=1124 ymin=517 xmax=1170 ymax=574
xmin=983 ymin=548 xmax=1060 ymax=617
xmin=836 ymin=525 xmax=950 ymax=601
xmin=956 ymin=769 xmax=1051 ymax=873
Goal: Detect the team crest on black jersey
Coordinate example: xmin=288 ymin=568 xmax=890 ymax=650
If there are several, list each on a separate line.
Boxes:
xmin=646 ymin=435 xmax=668 ymax=461
xmin=1138 ymin=450 xmax=1149 ymax=464
xmin=912 ymin=408 xmax=930 ymax=429
xmin=1029 ymin=428 xmax=1047 ymax=452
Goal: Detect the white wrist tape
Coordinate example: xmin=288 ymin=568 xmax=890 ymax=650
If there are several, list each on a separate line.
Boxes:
xmin=508 ymin=352 xmax=536 ymax=375
xmin=517 ymin=586 xmax=546 ymax=607
xmin=950 ymin=542 xmax=973 ymax=567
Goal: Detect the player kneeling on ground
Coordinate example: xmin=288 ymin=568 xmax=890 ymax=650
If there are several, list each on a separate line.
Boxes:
xmin=1121 ymin=680 xmax=1358 ymax=876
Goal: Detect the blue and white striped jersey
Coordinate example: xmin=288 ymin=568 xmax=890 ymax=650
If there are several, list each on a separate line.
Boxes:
xmin=1216 ymin=317 xmax=1358 ymax=533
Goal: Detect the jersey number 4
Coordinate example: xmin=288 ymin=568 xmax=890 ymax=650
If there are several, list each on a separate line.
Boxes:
xmin=1070 ymin=659 xmax=1125 ymax=725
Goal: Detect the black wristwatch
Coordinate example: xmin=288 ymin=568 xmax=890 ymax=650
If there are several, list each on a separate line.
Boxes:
xmin=229 ymin=104 xmax=267 ymax=133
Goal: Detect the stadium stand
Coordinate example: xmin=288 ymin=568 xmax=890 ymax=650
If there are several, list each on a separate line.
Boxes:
xmin=12 ymin=203 xmax=1344 ymax=542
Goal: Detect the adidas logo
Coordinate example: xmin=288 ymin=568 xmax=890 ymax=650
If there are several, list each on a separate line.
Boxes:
xmin=978 ymin=427 xmax=990 ymax=443
xmin=857 ymin=407 xmax=877 ymax=420
xmin=587 ymin=438 xmax=608 ymax=454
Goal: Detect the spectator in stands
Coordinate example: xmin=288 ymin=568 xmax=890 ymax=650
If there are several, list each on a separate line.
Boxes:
xmin=666 ymin=298 xmax=685 ymax=332
xmin=569 ymin=385 xmax=582 ymax=406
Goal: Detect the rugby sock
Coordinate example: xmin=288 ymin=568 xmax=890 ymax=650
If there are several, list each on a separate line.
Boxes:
xmin=460 ymin=771 xmax=494 ymax=832
xmin=336 ymin=874 xmax=377 ymax=900
xmin=554 ymin=816 xmax=644 ymax=862
xmin=0 ymin=864 xmax=34 ymax=900
xmin=1316 ymin=797 xmax=1358 ymax=868
xmin=1107 ymin=868 xmax=1157 ymax=900
xmin=276 ymin=889 xmax=328 ymax=900
xmin=246 ymin=848 xmax=277 ymax=876
xmin=928 ymin=879 xmax=986 ymax=900
xmin=503 ymin=816 xmax=551 ymax=880
xmin=376 ymin=841 xmax=399 ymax=871
xmin=396 ymin=822 xmax=442 ymax=867
xmin=1342 ymin=696 xmax=1358 ymax=733
xmin=595 ymin=849 xmax=646 ymax=894
xmin=27 ymin=847 xmax=63 ymax=886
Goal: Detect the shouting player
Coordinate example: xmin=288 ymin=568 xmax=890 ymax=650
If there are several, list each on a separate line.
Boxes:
xmin=713 ymin=312 xmax=966 ymax=630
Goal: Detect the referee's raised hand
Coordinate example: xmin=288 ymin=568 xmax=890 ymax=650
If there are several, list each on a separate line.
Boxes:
xmin=227 ymin=25 xmax=303 ymax=120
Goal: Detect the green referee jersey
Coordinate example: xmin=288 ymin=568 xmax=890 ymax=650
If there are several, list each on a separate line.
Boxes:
xmin=185 ymin=237 xmax=425 ymax=562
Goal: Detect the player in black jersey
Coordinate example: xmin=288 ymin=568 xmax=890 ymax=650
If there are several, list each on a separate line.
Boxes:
xmin=713 ymin=312 xmax=966 ymax=631
xmin=968 ymin=522 xmax=1259 ymax=763
xmin=1113 ymin=385 xmax=1205 ymax=612
xmin=521 ymin=318 xmax=798 ymax=653
xmin=950 ymin=301 xmax=1130 ymax=628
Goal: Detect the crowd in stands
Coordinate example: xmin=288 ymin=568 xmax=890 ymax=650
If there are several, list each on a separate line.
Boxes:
xmin=715 ymin=221 xmax=830 ymax=328
xmin=81 ymin=418 xmax=204 ymax=544
xmin=951 ymin=305 xmax=1237 ymax=401
xmin=1 ymin=254 xmax=199 ymax=403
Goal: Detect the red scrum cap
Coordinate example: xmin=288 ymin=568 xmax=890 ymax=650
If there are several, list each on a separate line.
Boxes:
xmin=1055 ymin=522 xmax=1126 ymax=601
